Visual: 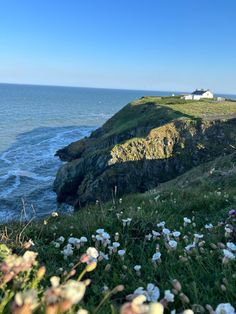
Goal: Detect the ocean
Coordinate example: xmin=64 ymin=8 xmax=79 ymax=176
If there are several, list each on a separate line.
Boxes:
xmin=0 ymin=83 xmax=179 ymax=221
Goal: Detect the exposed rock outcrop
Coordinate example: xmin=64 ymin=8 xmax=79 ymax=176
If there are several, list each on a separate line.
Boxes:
xmin=53 ymin=96 xmax=236 ymax=208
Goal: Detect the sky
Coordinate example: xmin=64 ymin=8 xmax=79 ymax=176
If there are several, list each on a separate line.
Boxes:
xmin=0 ymin=0 xmax=235 ymax=93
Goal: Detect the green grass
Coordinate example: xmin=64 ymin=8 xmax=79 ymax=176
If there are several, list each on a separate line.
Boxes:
xmin=1 ymin=152 xmax=236 ymax=313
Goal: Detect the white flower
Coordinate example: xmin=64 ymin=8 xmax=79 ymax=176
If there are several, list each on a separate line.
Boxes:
xmin=152 ymin=230 xmax=161 ymax=237
xmin=122 ymin=218 xmax=132 ymax=227
xmin=101 ymin=232 xmax=110 ymax=240
xmin=62 ymin=244 xmax=73 ymax=259
xmin=194 ymin=234 xmax=204 ymax=239
xmin=183 ymin=217 xmax=191 ymax=225
xmin=61 ymin=280 xmax=86 ymax=304
xmin=96 ymin=228 xmax=104 ymax=234
xmin=57 ymin=236 xmax=65 ymax=243
xmin=146 ymin=283 xmax=160 ymax=302
xmin=98 ymin=251 xmax=109 ymax=261
xmin=77 ymin=309 xmax=88 ymax=314
xmin=51 ymin=211 xmax=59 ymax=217
xmin=145 ymin=234 xmax=152 ymax=241
xmin=168 ymin=240 xmax=178 ymax=249
xmin=225 ymin=227 xmax=233 ymax=233
xmin=50 ymin=276 xmax=60 ymax=287
xmin=172 ymin=231 xmax=181 ymax=237
xmin=205 ymin=223 xmax=213 ymax=229
xmin=134 ymin=265 xmax=141 ymax=271
xmin=112 ymin=242 xmax=120 ymax=248
xmin=95 ymin=234 xmax=103 ymax=241
xmin=86 ymin=247 xmax=99 ymax=259
xmin=215 ymin=303 xmax=235 ymax=314
xmin=118 ymin=249 xmax=126 ymax=256
xmin=226 ymin=242 xmax=236 ymax=251
xmin=223 ymin=249 xmax=235 ymax=260
xmin=80 ymin=237 xmax=88 ymax=243
xmin=185 ymin=243 xmax=196 ymax=251
xmin=152 ymin=252 xmax=161 ymax=261
xmin=164 ymin=290 xmax=175 ymax=302
xmin=157 ymin=221 xmax=165 ymax=228
xmin=68 ymin=237 xmax=80 ymax=245
xmin=162 ymin=228 xmax=171 ymax=235
xmin=134 ymin=284 xmax=160 ymax=302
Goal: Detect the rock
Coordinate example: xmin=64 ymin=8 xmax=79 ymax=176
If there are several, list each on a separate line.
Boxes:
xmin=53 ymin=96 xmax=236 ymax=208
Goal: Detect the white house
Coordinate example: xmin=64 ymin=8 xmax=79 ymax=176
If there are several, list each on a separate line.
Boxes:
xmin=183 ymin=89 xmax=214 ymax=100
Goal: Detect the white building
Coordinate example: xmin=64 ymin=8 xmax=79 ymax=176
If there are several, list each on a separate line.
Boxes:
xmin=183 ymin=89 xmax=214 ymax=100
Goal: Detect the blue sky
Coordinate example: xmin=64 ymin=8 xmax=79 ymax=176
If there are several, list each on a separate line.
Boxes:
xmin=0 ymin=0 xmax=235 ymax=93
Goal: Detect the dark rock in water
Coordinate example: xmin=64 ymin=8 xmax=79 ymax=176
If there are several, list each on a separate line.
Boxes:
xmin=53 ymin=96 xmax=236 ymax=208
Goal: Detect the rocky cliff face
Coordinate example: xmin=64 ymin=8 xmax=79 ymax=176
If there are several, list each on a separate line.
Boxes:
xmin=53 ymin=96 xmax=236 ymax=208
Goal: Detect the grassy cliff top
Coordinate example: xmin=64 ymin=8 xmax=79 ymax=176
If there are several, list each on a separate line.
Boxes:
xmin=99 ymin=96 xmax=236 ymax=138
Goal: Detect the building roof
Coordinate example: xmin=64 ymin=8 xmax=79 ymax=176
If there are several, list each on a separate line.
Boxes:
xmin=192 ymin=89 xmax=211 ymax=95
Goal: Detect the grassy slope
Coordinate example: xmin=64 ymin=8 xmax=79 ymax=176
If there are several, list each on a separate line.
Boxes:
xmin=102 ymin=96 xmax=236 ymax=138
xmin=2 ymin=152 xmax=236 ymax=312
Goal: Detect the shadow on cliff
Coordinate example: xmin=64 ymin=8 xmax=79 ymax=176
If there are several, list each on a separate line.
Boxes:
xmin=54 ymin=101 xmax=236 ymax=208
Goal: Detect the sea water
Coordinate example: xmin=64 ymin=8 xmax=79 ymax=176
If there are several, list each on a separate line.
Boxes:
xmin=0 ymin=83 xmax=176 ymax=221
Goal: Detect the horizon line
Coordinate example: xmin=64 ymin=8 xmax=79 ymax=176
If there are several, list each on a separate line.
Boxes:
xmin=0 ymin=81 xmax=235 ymax=96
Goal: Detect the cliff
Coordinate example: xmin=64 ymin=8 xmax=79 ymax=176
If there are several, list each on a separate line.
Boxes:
xmin=53 ymin=96 xmax=236 ymax=208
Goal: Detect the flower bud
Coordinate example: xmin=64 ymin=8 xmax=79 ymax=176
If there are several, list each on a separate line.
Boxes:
xmin=85 ymin=262 xmax=97 ymax=272
xmin=37 ymin=266 xmax=46 ymax=280
xmin=179 ymin=292 xmax=190 ymax=304
xmin=172 ymin=279 xmax=182 ymax=292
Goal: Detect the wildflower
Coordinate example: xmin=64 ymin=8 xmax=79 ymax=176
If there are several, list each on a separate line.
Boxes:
xmin=152 ymin=230 xmax=161 ymax=239
xmin=118 ymin=250 xmax=126 ymax=260
xmin=134 ymin=265 xmax=141 ymax=276
xmin=77 ymin=309 xmax=89 ymax=314
xmin=96 ymin=228 xmax=104 ymax=234
xmin=146 ymin=283 xmax=160 ymax=302
xmin=162 ymin=228 xmax=171 ymax=235
xmin=152 ymin=252 xmax=161 ymax=262
xmin=228 ymin=209 xmax=236 ymax=216
xmin=194 ymin=233 xmax=204 ymax=239
xmin=122 ymin=218 xmax=132 ymax=227
xmin=121 ymin=295 xmax=148 ymax=314
xmin=12 ymin=290 xmax=38 ymax=313
xmin=172 ymin=231 xmax=181 ymax=238
xmin=50 ymin=276 xmax=60 ymax=287
xmin=57 ymin=236 xmax=65 ymax=243
xmin=223 ymin=249 xmax=235 ymax=260
xmin=68 ymin=237 xmax=80 ymax=246
xmin=205 ymin=223 xmax=213 ymax=229
xmin=134 ymin=283 xmax=160 ymax=302
xmin=183 ymin=217 xmax=191 ymax=226
xmin=157 ymin=221 xmax=165 ymax=228
xmin=215 ymin=303 xmax=235 ymax=314
xmin=113 ymin=242 xmax=121 ymax=252
xmin=115 ymin=232 xmax=119 ymax=241
xmin=164 ymin=290 xmax=175 ymax=302
xmin=80 ymin=237 xmax=88 ymax=245
xmin=86 ymin=247 xmax=99 ymax=259
xmin=185 ymin=243 xmax=196 ymax=252
xmin=98 ymin=251 xmax=109 ymax=261
xmin=226 ymin=242 xmax=236 ymax=251
xmin=149 ymin=302 xmax=164 ymax=314
xmin=145 ymin=234 xmax=152 ymax=241
xmin=51 ymin=211 xmax=59 ymax=217
xmin=168 ymin=240 xmax=178 ymax=250
xmin=62 ymin=244 xmax=73 ymax=259
xmin=61 ymin=280 xmax=86 ymax=304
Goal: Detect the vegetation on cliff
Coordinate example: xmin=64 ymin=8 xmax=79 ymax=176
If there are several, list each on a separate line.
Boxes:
xmin=54 ymin=96 xmax=236 ymax=208
xmin=0 ymin=151 xmax=236 ymax=313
